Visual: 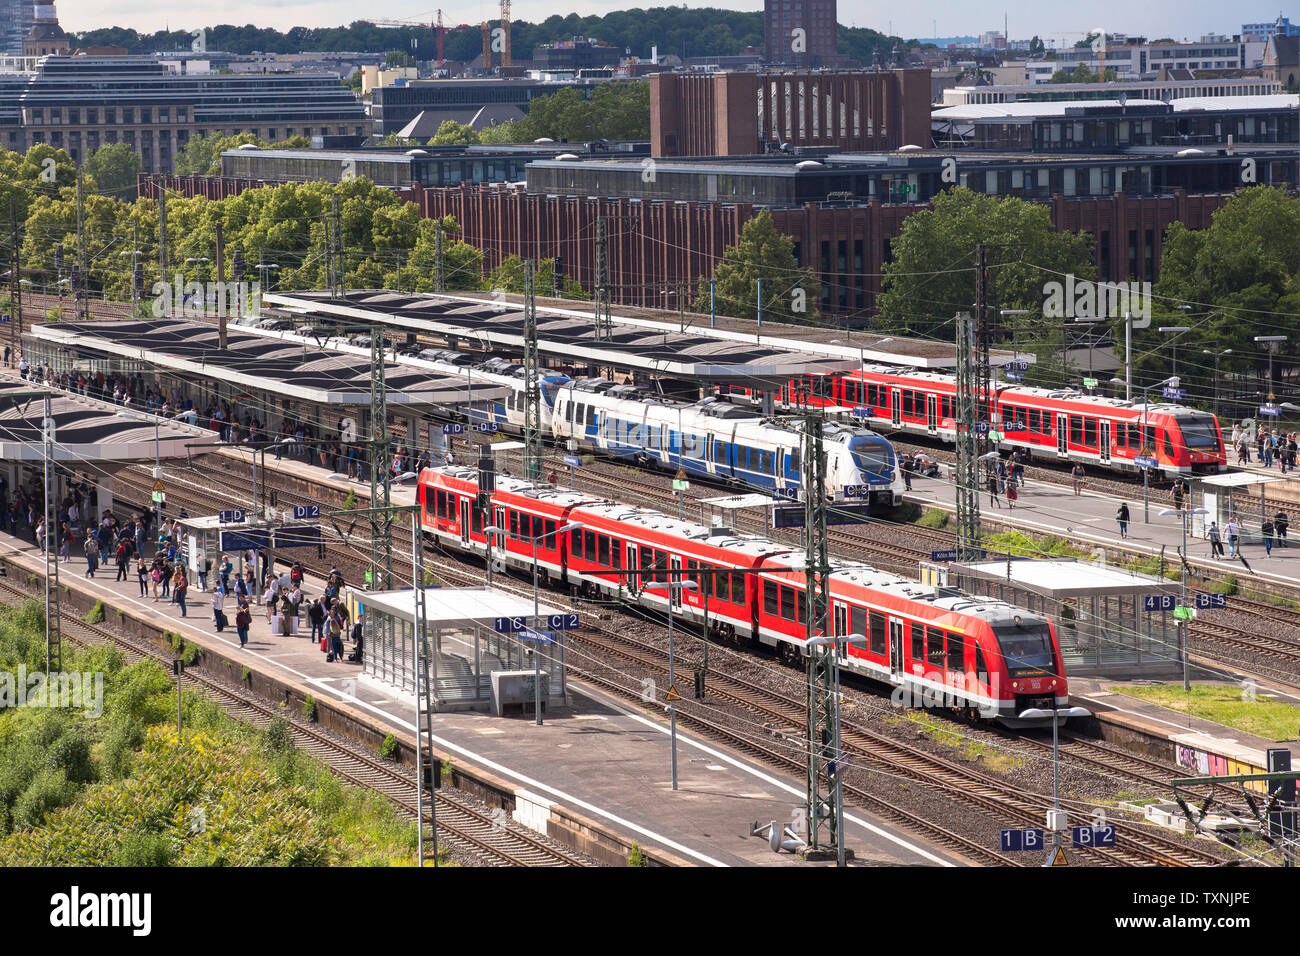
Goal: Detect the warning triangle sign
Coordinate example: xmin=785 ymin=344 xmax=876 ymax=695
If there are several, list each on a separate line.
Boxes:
xmin=1047 ymin=846 xmax=1070 ymax=867
xmin=664 ymin=683 xmax=682 ymax=702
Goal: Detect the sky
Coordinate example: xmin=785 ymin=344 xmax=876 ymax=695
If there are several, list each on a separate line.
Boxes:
xmin=52 ymin=0 xmax=1295 ymax=44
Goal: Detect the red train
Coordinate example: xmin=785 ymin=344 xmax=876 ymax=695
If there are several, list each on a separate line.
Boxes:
xmin=419 ymin=466 xmax=1078 ymax=726
xmin=738 ymin=366 xmax=1227 ymax=477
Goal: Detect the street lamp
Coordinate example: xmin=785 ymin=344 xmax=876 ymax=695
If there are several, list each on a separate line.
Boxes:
xmin=643 ymin=577 xmax=699 ymax=791
xmin=484 ymin=520 xmax=583 ymax=726
xmin=1158 ymin=326 xmax=1190 ymax=379
xmin=1018 ymin=702 xmax=1092 ymax=864
xmin=1255 ymin=335 xmax=1288 ymax=407
xmin=1202 ymin=348 xmax=1232 ymax=419
xmin=1160 ymin=506 xmax=1209 ymax=691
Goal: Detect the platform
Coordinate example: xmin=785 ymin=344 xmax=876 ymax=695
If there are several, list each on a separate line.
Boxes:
xmin=0 ymin=529 xmax=962 ymax=868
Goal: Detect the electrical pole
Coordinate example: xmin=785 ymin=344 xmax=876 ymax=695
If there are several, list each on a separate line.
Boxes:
xmin=594 ymin=216 xmax=610 ymax=339
xmin=332 ymin=193 xmax=345 ymax=299
xmin=523 ymin=258 xmax=541 ymax=480
xmin=322 ymin=211 xmax=334 ymax=295
xmin=75 ymin=168 xmax=87 ymax=321
xmin=955 ymin=311 xmax=983 ymax=561
xmin=214 ymin=218 xmax=227 ymax=348
xmin=157 ymin=182 xmax=168 ymax=288
xmin=368 ymin=331 xmax=394 ymax=591
xmin=129 ymin=220 xmax=141 ymax=318
xmin=434 ymin=222 xmax=445 ymax=293
xmin=8 ymin=196 xmax=19 ymax=363
xmin=973 ymin=243 xmax=992 ymax=459
xmin=41 ymin=393 xmax=60 ymax=676
xmin=801 ymin=409 xmax=839 ymax=860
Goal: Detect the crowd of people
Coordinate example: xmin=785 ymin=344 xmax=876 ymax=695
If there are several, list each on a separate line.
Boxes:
xmin=1231 ymin=422 xmax=1300 ymax=472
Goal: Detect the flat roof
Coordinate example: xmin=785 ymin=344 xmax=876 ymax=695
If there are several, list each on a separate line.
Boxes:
xmin=0 ymin=379 xmax=220 ymax=463
xmin=29 ymin=319 xmax=510 ymax=407
xmin=1200 ymin=472 xmax=1289 ymax=488
xmin=954 ymin=558 xmax=1170 ymax=597
xmin=351 ymin=585 xmax=564 ymax=628
xmin=265 ymin=290 xmax=858 ymax=381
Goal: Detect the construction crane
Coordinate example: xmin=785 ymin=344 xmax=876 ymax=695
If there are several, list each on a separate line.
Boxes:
xmin=360 ymin=12 xmax=470 ymax=69
xmin=501 ymin=0 xmax=511 ymax=67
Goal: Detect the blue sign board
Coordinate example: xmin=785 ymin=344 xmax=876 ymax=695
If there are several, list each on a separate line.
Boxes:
xmin=1134 ymin=456 xmax=1158 ymax=469
xmin=774 ymin=486 xmax=799 ymax=500
xmin=1195 ymin=593 xmax=1228 ymax=610
xmin=516 ymin=628 xmax=556 ymax=645
xmin=546 ymin=613 xmax=581 ymax=630
xmin=220 ymin=529 xmax=270 ymax=552
xmin=1260 ymin=406 xmax=1281 ymax=417
xmin=0 ymin=314 xmax=10 ymax=324
xmin=1000 ymin=828 xmax=1045 ymax=852
xmin=474 ymin=421 xmax=500 ymax=433
xmin=1143 ymin=594 xmax=1176 ymax=612
xmin=931 ymin=548 xmax=987 ymax=562
xmin=494 ymin=616 xmax=529 ymax=633
xmin=1071 ymin=824 xmax=1117 ymax=848
xmin=974 ymin=422 xmax=990 ymax=434
xmin=1004 ymin=372 xmax=1023 ymax=382
xmin=843 ymin=484 xmax=870 ymax=498
xmin=273 ymin=525 xmax=321 ymax=549
xmin=851 ymin=406 xmax=875 ymax=419
xmin=292 ymin=504 xmax=321 ymax=520
xmin=563 ymin=454 xmax=582 ymax=467
xmin=1162 ymin=386 xmax=1186 ymax=401
xmin=442 ymin=422 xmax=465 ymax=434
xmin=217 ymin=509 xmax=246 ymax=524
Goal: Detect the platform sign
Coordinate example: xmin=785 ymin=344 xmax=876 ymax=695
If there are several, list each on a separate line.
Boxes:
xmin=516 ymin=627 xmax=555 ymax=645
xmin=843 ymin=484 xmax=870 ymax=498
xmin=1143 ymin=594 xmax=1176 ymax=612
xmin=1004 ymin=372 xmax=1023 ymax=383
xmin=220 ymin=529 xmax=270 ymax=552
xmin=545 ymin=613 xmax=581 ymax=631
xmin=441 ymin=422 xmax=465 ymax=434
xmin=152 ymin=478 xmax=166 ymax=492
xmin=774 ymin=486 xmax=799 ymax=500
xmin=1083 ymin=377 xmax=1098 ymax=388
xmin=0 ymin=313 xmax=10 ymax=323
xmin=1134 ymin=456 xmax=1158 ymax=469
xmin=292 ymin=504 xmax=321 ymax=520
xmin=494 ymin=616 xmax=528 ymax=633
xmin=563 ymin=454 xmax=582 ymax=467
xmin=1260 ymin=405 xmax=1281 ymax=417
xmin=1000 ymin=828 xmax=1044 ymax=852
xmin=273 ymin=525 xmax=322 ymax=549
xmin=931 ymin=548 xmax=985 ymax=562
xmin=1172 ymin=605 xmax=1196 ymax=621
xmin=1195 ymin=593 xmax=1228 ymax=610
xmin=1162 ymin=386 xmax=1186 ymax=401
xmin=974 ymin=422 xmax=990 ymax=434
xmin=774 ymin=505 xmax=806 ymax=529
xmin=474 ymin=421 xmax=500 ymax=433
xmin=851 ymin=406 xmax=875 ymax=419
xmin=217 ymin=508 xmax=246 ymax=524
xmin=1071 ymin=824 xmax=1117 ymax=848
xmin=151 ymin=491 xmax=165 ymax=504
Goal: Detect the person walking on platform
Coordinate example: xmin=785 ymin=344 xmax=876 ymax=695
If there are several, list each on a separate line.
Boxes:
xmin=1171 ymin=481 xmax=1185 ymax=511
xmin=1005 ymin=474 xmax=1019 ymax=509
xmin=83 ymin=532 xmax=99 ymax=578
xmin=1116 ymin=502 xmax=1130 ymax=539
xmin=1227 ymin=517 xmax=1241 ymax=558
xmin=309 ymin=595 xmax=327 ymax=646
xmin=212 ymin=584 xmax=227 ymax=634
xmin=1263 ymin=516 xmax=1276 ymax=557
xmin=986 ymin=472 xmax=1001 ymax=508
xmin=1071 ymin=463 xmax=1085 ymax=496
xmin=173 ymin=568 xmax=189 ymax=617
xmin=235 ymin=602 xmax=250 ymax=648
xmin=1208 ymin=521 xmax=1225 ymax=558
xmin=1276 ymin=511 xmax=1289 ymax=548
xmin=115 ymin=539 xmax=129 ymax=581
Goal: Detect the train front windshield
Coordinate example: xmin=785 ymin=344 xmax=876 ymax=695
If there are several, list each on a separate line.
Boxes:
xmin=1176 ymin=415 xmax=1221 ymax=449
xmin=992 ymin=621 xmax=1057 ymax=676
xmin=848 ymin=437 xmax=896 ymax=481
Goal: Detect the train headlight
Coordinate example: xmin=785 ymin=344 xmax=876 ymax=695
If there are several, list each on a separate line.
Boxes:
xmin=1050 ymin=679 xmax=1057 ymax=688
xmin=1012 ymin=681 xmax=1019 ymax=690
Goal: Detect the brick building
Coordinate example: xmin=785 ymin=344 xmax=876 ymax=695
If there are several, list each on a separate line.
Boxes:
xmin=764 ymin=0 xmax=839 ymax=66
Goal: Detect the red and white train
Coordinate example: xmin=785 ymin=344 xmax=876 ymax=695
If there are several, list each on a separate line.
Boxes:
xmin=419 ymin=466 xmax=1078 ymax=726
xmin=739 ymin=365 xmax=1227 ymax=477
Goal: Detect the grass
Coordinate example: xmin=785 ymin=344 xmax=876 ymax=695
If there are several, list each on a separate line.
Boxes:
xmin=985 ymin=530 xmax=1087 ymax=560
xmin=1111 ymin=684 xmax=1300 ymax=741
xmin=83 ymin=601 xmax=105 ymax=624
xmin=915 ymin=721 xmax=1024 ymax=772
xmin=915 ymin=507 xmax=949 ymax=530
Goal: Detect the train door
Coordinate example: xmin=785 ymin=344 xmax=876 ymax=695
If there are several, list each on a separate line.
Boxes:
xmin=627 ymin=542 xmax=639 ymax=590
xmin=1056 ymin=413 xmax=1068 ymax=458
xmin=890 ymin=388 xmax=901 ymax=426
xmin=459 ymin=497 xmax=471 ymax=544
xmin=926 ymin=394 xmax=938 ymax=435
xmin=1099 ymin=421 xmax=1111 ymax=464
xmin=834 ymin=603 xmax=847 ymax=640
xmin=890 ymin=620 xmax=904 ymax=676
xmin=669 ymin=556 xmax=683 ymax=610
xmin=705 ymin=435 xmax=715 ymax=478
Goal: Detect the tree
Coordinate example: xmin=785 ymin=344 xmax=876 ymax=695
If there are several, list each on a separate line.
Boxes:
xmin=427 ymin=120 xmax=480 ymax=147
xmin=875 ymin=187 xmax=1094 ymax=348
xmin=693 ymin=210 xmax=820 ymax=324
xmin=1029 ymin=35 xmax=1045 ymax=56
xmin=271 ymin=136 xmax=313 ymax=150
xmin=173 ymin=132 xmax=264 ymax=175
xmin=84 ymin=144 xmax=143 ymax=201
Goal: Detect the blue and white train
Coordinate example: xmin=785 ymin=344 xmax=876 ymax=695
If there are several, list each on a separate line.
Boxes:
xmin=551 ymin=378 xmax=904 ymax=506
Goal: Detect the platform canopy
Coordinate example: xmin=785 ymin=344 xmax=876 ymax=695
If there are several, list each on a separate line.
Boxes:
xmin=1200 ymin=472 xmax=1288 ymax=489
xmin=0 ymin=380 xmax=220 ymax=463
xmin=357 ymin=585 xmax=565 ymax=628
xmin=953 ymin=558 xmax=1169 ymax=598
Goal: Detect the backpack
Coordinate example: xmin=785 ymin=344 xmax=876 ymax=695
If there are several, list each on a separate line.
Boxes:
xmin=236 ymin=609 xmax=250 ymax=628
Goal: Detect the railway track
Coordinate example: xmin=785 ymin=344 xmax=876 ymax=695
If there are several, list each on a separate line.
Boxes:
xmin=0 ymin=572 xmax=591 ymax=867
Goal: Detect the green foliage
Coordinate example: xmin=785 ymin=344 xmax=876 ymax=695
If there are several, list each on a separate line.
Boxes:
xmin=916 ymin=508 xmax=949 ymax=529
xmin=427 ymin=120 xmax=481 ymax=147
xmin=83 ymin=143 xmax=142 ymax=201
xmin=83 ymin=601 xmax=105 ymax=625
xmin=342 ymin=489 xmax=358 ymax=510
xmin=693 ymin=210 xmax=820 ymax=324
xmin=1209 ymin=574 xmax=1238 ymax=595
xmin=264 ymin=718 xmax=293 ymax=753
xmin=486 ymin=255 xmax=560 ymax=295
xmin=241 ymin=666 xmax=251 ymax=683
xmin=44 ymin=307 xmax=60 ymax=322
xmin=180 ymin=641 xmax=202 ymax=667
xmin=173 ymin=132 xmax=264 ymax=176
xmin=627 ymin=841 xmax=649 ymax=866
xmin=877 ymin=187 xmax=1094 ymax=347
xmin=378 ymin=733 xmax=399 ymax=761
xmin=1050 ymin=64 xmax=1117 ymax=83
xmin=302 ymin=695 xmax=317 ymax=722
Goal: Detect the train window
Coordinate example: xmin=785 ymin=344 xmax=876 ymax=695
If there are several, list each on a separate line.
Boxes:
xmin=1083 ymin=417 xmax=1098 ymax=448
xmin=611 ymin=537 xmax=621 ymax=569
xmin=764 ymin=580 xmax=779 ymax=615
xmin=1068 ymin=415 xmax=1082 ymax=445
xmin=639 ymin=545 xmax=651 ymax=582
xmin=926 ymin=626 xmax=944 ymax=666
xmin=712 ymin=567 xmax=728 ymax=603
xmin=902 ymin=390 xmax=913 ymax=416
xmin=946 ymin=631 xmax=964 ymax=672
xmin=653 ymin=550 xmax=668 ymax=583
xmin=730 ymin=571 xmax=745 ymax=603
xmin=780 ymin=585 xmax=796 ymax=621
xmin=974 ymin=644 xmax=987 ymax=682
xmin=519 ymin=513 xmax=532 ymax=539
xmin=472 ymin=506 xmax=482 ymax=534
xmin=714 ymin=441 xmax=727 ymax=464
xmin=911 ymin=622 xmax=923 ymax=660
xmin=584 ymin=530 xmax=596 ymax=559
xmin=845 ymin=380 xmax=861 ymax=404
xmin=1026 ymin=408 xmax=1039 ymax=433
xmin=1164 ymin=430 xmax=1175 ymax=457
xmin=941 ymin=396 xmax=953 ymax=420
xmin=588 ymin=406 xmax=598 ymax=426
xmin=869 ymin=611 xmax=886 ymax=656
xmin=850 ymin=606 xmax=867 ymax=641
xmin=544 ymin=520 xmax=557 ymax=550
xmin=597 ymin=535 xmax=610 ymax=567
xmin=571 ymin=526 xmax=583 ymax=557
xmin=510 ymin=510 xmax=519 ymax=536
xmin=796 ymin=590 xmax=807 ymax=625
xmin=687 ymin=558 xmax=699 ymax=590
xmin=1126 ymin=423 xmax=1141 ymax=448
xmin=1144 ymin=425 xmax=1156 ymax=453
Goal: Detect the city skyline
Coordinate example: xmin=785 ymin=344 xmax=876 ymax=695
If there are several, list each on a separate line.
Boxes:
xmin=47 ymin=0 xmax=1300 ymax=46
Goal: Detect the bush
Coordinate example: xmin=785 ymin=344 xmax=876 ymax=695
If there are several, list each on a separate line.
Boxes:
xmin=302 ymin=695 xmax=317 ymax=722
xmin=84 ymin=601 xmax=105 ymax=624
xmin=1209 ymin=574 xmax=1238 ymax=596
xmin=379 ymin=733 xmax=399 ymax=761
xmin=241 ymin=666 xmax=251 ymax=683
xmin=180 ymin=641 xmax=202 ymax=666
xmin=627 ymin=841 xmax=649 ymax=867
xmin=265 ymin=718 xmax=293 ymax=753
xmin=916 ymin=508 xmax=948 ymax=529
xmin=342 ymin=490 xmax=357 ymax=510
xmin=110 ymin=831 xmax=175 ymax=867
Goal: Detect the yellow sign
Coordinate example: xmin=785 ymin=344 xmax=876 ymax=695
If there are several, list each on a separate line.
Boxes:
xmin=1049 ymin=846 xmax=1070 ymax=867
xmin=664 ymin=683 xmax=681 ymax=702
xmin=152 ymin=479 xmax=166 ymax=492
